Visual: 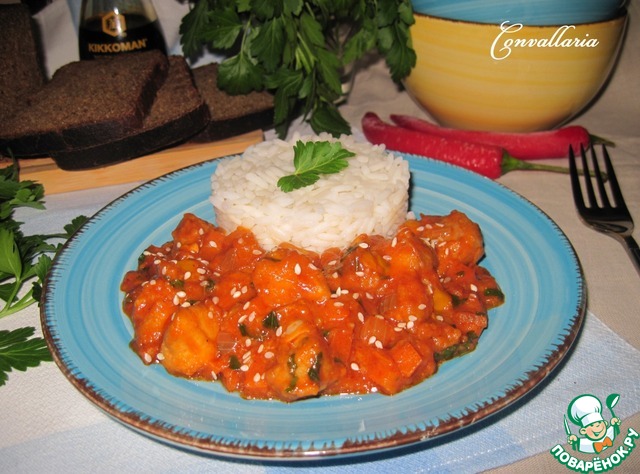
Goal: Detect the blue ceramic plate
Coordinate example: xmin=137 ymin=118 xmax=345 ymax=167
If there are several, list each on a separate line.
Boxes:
xmin=42 ymin=153 xmax=585 ymax=460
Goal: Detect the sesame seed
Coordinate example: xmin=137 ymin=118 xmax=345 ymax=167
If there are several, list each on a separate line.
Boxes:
xmin=240 ymin=364 xmax=249 ymax=372
xmin=368 ymin=336 xmax=377 ymax=345
xmin=177 ymin=291 xmax=187 ymax=298
xmin=197 ymin=268 xmax=206 ymax=274
xmin=208 ymin=311 xmax=214 ymax=319
xmin=143 ymin=353 xmax=152 ymax=363
xmin=241 ymin=285 xmax=248 ymax=294
xmin=435 ymin=315 xmax=444 ymax=321
xmin=408 ymin=315 xmax=418 ymax=322
xmin=198 ymin=228 xmax=204 ymax=235
xmin=470 ymin=284 xmax=478 ymax=292
xmin=211 ymin=371 xmax=218 ymax=380
xmin=264 ymin=351 xmax=274 ymax=359
xmin=391 ymin=237 xmax=397 ymax=247
xmin=257 ymin=344 xmax=264 ymax=354
xmin=294 ymin=263 xmax=302 ymax=275
xmin=276 ymin=326 xmax=283 ymax=337
xmin=243 ymin=301 xmax=250 ymax=310
xmin=248 ymin=312 xmax=256 ymax=322
xmin=334 ymin=301 xmax=344 ymax=307
xmin=172 ymin=295 xmax=180 ymax=305
xmin=154 ymin=259 xmax=161 ymax=265
xmin=352 ymin=293 xmax=360 ymax=299
xmin=149 ymin=279 xmax=157 ymax=285
xmin=209 ymin=241 xmax=217 ymax=248
xmin=375 ymin=340 xmax=383 ymax=349
xmin=371 ymin=387 xmax=378 ymax=393
xmin=156 ymin=352 xmax=165 ymax=361
xmin=233 ymin=290 xmax=242 ymax=298
xmin=418 ymin=304 xmax=427 ymax=310
xmin=407 ymin=321 xmax=414 ymax=329
xmin=212 ymin=296 xmax=220 ymax=305
xmin=350 ymin=362 xmax=360 ymax=371
xmin=238 ymin=314 xmax=248 ymax=324
xmin=328 ymin=260 xmax=337 ymax=266
xmin=242 ymin=350 xmax=251 ymax=361
xmin=308 ymin=263 xmax=318 ymax=270
xmin=180 ymin=302 xmax=191 ymax=308
xmin=355 ymin=271 xmax=365 ymax=277
xmin=252 ymin=249 xmax=262 ymax=255
xmin=358 ymin=242 xmax=369 ymax=249
xmin=253 ymin=373 xmax=261 ymax=383
xmin=365 ymin=293 xmax=374 ymax=300
xmin=332 ymin=272 xmax=339 ymax=279
xmin=184 ymin=271 xmax=191 ymax=280
xmin=245 ymin=338 xmax=252 ymax=347
xmin=382 ymin=255 xmax=391 ymax=261
xmin=357 ymin=312 xmax=365 ymax=323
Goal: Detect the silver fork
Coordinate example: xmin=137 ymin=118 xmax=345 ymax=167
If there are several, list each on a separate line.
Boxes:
xmin=569 ymin=144 xmax=640 ymax=276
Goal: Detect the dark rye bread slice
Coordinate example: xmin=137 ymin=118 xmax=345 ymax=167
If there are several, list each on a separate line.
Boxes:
xmin=190 ymin=63 xmax=274 ymax=142
xmin=50 ymin=56 xmax=210 ymax=170
xmin=0 ymin=4 xmax=46 ymax=124
xmin=0 ymin=50 xmax=168 ymax=157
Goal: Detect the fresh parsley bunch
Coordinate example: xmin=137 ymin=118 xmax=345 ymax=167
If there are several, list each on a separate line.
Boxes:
xmin=0 ymin=162 xmax=86 ymax=386
xmin=180 ymin=0 xmax=416 ymax=137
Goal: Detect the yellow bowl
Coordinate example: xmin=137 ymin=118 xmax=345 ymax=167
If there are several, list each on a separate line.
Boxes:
xmin=403 ymin=12 xmax=628 ymax=132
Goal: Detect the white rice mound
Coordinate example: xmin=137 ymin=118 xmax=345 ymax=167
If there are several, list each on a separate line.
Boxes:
xmin=210 ymin=133 xmax=410 ymax=253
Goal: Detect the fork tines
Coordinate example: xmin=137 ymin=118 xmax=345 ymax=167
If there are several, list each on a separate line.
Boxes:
xmin=569 ymin=144 xmax=628 ymax=213
xmin=569 ymin=143 xmax=640 ymax=276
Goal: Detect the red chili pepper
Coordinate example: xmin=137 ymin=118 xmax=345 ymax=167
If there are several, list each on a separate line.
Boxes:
xmin=361 ymin=112 xmax=579 ymax=179
xmin=389 ymin=114 xmax=608 ymax=160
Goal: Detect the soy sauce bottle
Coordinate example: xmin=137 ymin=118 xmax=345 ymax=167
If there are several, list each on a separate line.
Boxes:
xmin=78 ymin=0 xmax=167 ymax=60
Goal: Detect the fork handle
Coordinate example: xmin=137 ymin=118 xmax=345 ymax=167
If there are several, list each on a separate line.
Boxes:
xmin=622 ymin=235 xmax=640 ymax=277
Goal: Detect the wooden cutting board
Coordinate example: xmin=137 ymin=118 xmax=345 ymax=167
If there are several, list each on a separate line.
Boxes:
xmin=5 ymin=129 xmax=264 ymax=194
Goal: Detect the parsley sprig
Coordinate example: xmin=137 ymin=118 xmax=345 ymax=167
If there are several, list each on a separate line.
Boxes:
xmin=277 ymin=140 xmax=356 ymax=192
xmin=0 ymin=161 xmax=86 ymax=386
xmin=0 ymin=327 xmax=52 ymax=386
xmin=180 ymin=0 xmax=416 ymax=137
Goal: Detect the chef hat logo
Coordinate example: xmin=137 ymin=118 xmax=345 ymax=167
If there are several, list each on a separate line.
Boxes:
xmin=568 ymin=394 xmax=604 ymax=428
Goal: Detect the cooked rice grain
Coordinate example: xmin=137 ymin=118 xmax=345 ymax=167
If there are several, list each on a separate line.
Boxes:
xmin=210 ymin=133 xmax=410 ymax=253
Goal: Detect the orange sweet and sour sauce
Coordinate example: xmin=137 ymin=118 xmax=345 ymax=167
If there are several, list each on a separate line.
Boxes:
xmin=121 ymin=211 xmax=504 ymax=402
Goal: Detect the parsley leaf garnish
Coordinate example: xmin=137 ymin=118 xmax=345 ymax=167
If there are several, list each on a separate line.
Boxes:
xmin=277 ymin=140 xmax=356 ymax=192
xmin=179 ymin=0 xmax=416 ymax=137
xmin=0 ymin=158 xmax=87 ymax=386
xmin=0 ymin=327 xmax=52 ymax=387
